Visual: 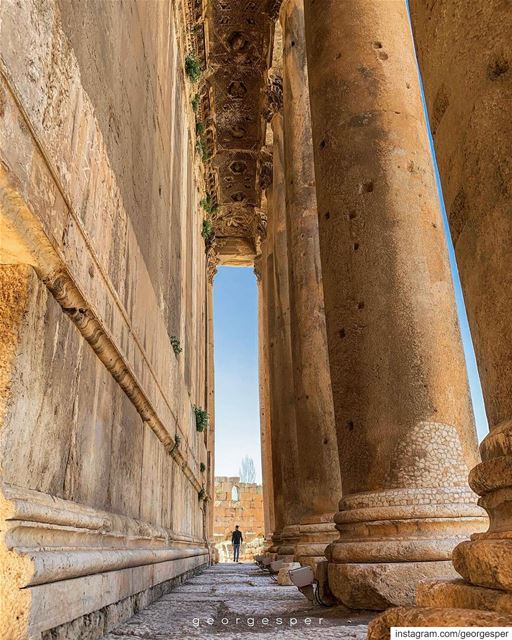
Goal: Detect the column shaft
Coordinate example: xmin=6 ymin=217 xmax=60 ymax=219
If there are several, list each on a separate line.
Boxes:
xmin=256 ymin=257 xmax=276 ymax=541
xmin=387 ymin=0 xmax=512 ymax=621
xmin=280 ymin=0 xmax=342 ymax=568
xmin=266 ymin=112 xmax=303 ymax=555
xmin=303 ymin=0 xmax=486 ymax=609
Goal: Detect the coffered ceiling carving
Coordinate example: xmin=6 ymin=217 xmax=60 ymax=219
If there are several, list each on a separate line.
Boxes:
xmin=203 ymin=0 xmax=278 ymax=263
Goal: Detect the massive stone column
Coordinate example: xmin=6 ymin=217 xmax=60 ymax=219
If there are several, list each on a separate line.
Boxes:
xmin=279 ymin=0 xmax=342 ymax=569
xmin=264 ymin=88 xmax=304 ymax=556
xmin=302 ymin=0 xmax=487 ymax=609
xmin=373 ymin=0 xmax=512 ymax=624
xmin=255 ymin=253 xmax=276 ymax=542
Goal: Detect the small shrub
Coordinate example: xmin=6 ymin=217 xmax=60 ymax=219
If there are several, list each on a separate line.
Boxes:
xmin=191 ymin=94 xmax=200 ymax=113
xmin=202 ymin=219 xmax=214 ymax=243
xmin=200 ymin=193 xmax=218 ymax=215
xmin=193 ymin=405 xmax=209 ymax=432
xmin=195 ymin=121 xmax=205 ymax=136
xmin=170 ymin=335 xmax=182 ymax=355
xmin=200 ymin=462 xmax=206 ymax=473
xmin=185 ymin=53 xmax=202 ymax=82
xmin=195 ymin=135 xmax=209 ymax=162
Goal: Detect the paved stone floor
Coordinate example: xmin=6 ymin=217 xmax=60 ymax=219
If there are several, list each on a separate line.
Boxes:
xmin=103 ymin=563 xmax=373 ymax=639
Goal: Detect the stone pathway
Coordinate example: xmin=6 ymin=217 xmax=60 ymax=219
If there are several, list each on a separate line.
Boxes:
xmin=103 ymin=563 xmax=372 ymax=639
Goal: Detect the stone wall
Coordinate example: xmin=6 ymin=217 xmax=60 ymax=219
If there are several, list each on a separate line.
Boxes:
xmin=0 ymin=1 xmax=211 ymax=638
xmin=213 ymin=477 xmax=265 ymax=561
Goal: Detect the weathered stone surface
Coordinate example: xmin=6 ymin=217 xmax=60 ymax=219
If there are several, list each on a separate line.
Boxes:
xmin=417 ymin=579 xmax=512 ymax=614
xmin=0 ymin=1 xmax=212 ymax=636
xmin=368 ymin=607 xmax=512 ymax=640
xmin=277 ymin=562 xmax=302 ymax=586
xmin=328 ymin=562 xmax=459 ymax=611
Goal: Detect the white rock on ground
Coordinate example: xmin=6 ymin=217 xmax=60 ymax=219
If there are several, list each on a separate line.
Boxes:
xmin=102 ymin=563 xmax=373 ymax=639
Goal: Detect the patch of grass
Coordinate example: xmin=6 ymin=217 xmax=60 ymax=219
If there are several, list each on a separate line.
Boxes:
xmin=185 ymin=53 xmax=202 ymax=82
xmin=193 ymin=405 xmax=209 ymax=432
xmin=201 ymin=219 xmax=214 ymax=243
xmin=195 ymin=135 xmax=210 ymax=162
xmin=200 ymin=193 xmax=218 ymax=215
xmin=200 ymin=462 xmax=206 ymax=473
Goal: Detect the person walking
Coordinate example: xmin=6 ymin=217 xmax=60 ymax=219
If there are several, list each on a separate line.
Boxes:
xmin=231 ymin=525 xmax=243 ymax=563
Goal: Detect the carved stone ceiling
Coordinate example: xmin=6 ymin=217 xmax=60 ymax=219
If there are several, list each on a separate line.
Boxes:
xmin=203 ymin=0 xmax=279 ymax=265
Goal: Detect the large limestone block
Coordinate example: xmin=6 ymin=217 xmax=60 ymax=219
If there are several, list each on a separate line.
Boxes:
xmin=328 ymin=562 xmax=459 ymax=610
xmin=417 ymin=578 xmax=512 ymax=614
xmin=277 ymin=562 xmax=301 ymax=586
xmin=368 ymin=607 xmax=512 ymax=640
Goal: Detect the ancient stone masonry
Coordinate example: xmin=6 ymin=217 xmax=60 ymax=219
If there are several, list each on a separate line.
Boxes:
xmin=213 ymin=476 xmax=265 ymax=561
xmin=2 ymin=0 xmax=511 ymax=637
xmin=0 ymin=1 xmax=212 ymax=637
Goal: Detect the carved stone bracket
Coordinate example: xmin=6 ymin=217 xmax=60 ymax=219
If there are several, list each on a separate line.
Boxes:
xmin=263 ymin=73 xmax=283 ymax=122
xmin=258 ymin=146 xmax=273 ymax=191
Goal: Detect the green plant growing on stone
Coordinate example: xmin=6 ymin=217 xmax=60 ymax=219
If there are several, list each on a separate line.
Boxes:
xmin=200 ymin=193 xmax=218 ymax=215
xmin=201 ymin=219 xmax=214 ymax=244
xmin=193 ymin=405 xmax=209 ymax=432
xmin=195 ymin=121 xmax=205 ymax=136
xmin=195 ymin=135 xmax=209 ymax=162
xmin=191 ymin=94 xmax=200 ymax=113
xmin=200 ymin=462 xmax=206 ymax=473
xmin=198 ymin=487 xmax=206 ymax=500
xmin=185 ymin=53 xmax=202 ymax=82
xmin=170 ymin=335 xmax=182 ymax=355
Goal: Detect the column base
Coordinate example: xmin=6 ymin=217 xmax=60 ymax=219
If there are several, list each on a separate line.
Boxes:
xmin=328 ymin=561 xmax=459 ymax=610
xmin=294 ymin=513 xmax=338 ymax=571
xmin=417 ymin=578 xmax=512 ymax=613
xmin=277 ymin=524 xmax=301 ymax=557
xmin=327 ymin=485 xmax=487 ymax=609
xmin=368 ymin=607 xmax=512 ymax=640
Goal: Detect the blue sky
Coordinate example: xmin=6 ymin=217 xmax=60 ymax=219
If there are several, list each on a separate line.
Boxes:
xmin=213 ymin=267 xmax=262 ymax=482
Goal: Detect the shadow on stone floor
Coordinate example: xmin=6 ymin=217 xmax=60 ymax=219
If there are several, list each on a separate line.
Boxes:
xmin=102 ymin=563 xmax=374 ymax=639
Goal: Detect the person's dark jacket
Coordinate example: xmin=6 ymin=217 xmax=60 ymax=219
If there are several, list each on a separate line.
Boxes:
xmin=232 ymin=529 xmax=243 ymax=544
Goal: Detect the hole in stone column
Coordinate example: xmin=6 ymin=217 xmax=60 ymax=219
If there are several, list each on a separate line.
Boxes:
xmin=487 ymin=56 xmax=509 ymax=80
xmin=348 ymin=210 xmax=357 ymax=220
xmin=324 ymin=211 xmax=331 ymax=220
xmin=346 ymin=420 xmax=354 ymax=431
xmin=357 ymin=301 xmax=365 ymax=310
xmin=339 ymin=328 xmax=346 ymax=338
xmin=291 ymin=40 xmax=296 ymax=47
xmin=372 ymin=41 xmax=383 ymax=49
xmin=320 ymin=139 xmax=326 ymax=150
xmin=378 ymin=51 xmax=389 ymax=61
xmin=335 ymin=52 xmax=342 ymax=60
xmin=359 ymin=181 xmax=374 ymax=194
xmin=323 ymin=438 xmax=329 ymax=445
xmin=353 ymin=242 xmax=359 ymax=251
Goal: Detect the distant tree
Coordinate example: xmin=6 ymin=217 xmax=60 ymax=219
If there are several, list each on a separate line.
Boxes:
xmin=239 ymin=456 xmax=256 ymax=484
